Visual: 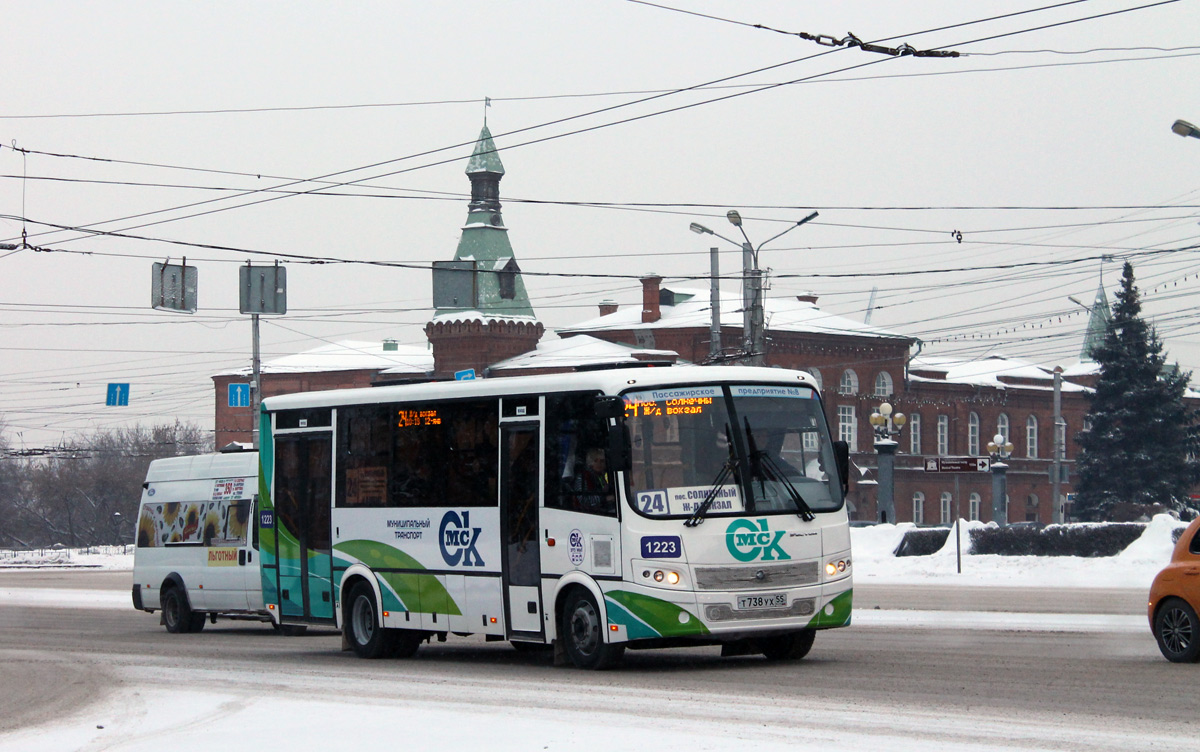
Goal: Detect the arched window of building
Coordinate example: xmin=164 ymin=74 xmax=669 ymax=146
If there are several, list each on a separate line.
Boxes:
xmin=968 ymin=412 xmax=981 ymax=456
xmin=1026 ymin=415 xmax=1038 ymax=458
xmin=912 ymin=492 xmax=925 ymax=525
xmin=873 ymin=371 xmax=893 ymax=397
xmin=940 ymin=492 xmax=952 ymax=524
xmin=909 ymin=413 xmax=922 ymax=455
xmin=997 ymin=413 xmax=1010 ymax=444
xmin=937 ymin=415 xmax=949 ymax=456
xmin=839 ymin=369 xmax=858 ymax=395
xmin=969 ymin=492 xmax=981 ymax=521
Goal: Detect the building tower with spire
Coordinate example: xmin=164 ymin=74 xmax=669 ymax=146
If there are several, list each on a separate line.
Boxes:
xmin=425 ymin=125 xmax=543 ymax=377
xmin=1080 ymin=281 xmax=1112 ymax=362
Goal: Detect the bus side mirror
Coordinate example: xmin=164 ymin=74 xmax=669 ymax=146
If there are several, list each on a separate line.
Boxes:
xmin=594 ymin=396 xmax=626 ymax=420
xmin=609 ymin=424 xmax=632 ymax=473
xmin=832 ymin=440 xmax=850 ymax=495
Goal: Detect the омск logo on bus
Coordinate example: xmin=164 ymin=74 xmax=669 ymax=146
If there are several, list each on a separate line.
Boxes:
xmin=439 ymin=511 xmax=485 ymax=567
xmin=725 ymin=518 xmax=791 ymax=562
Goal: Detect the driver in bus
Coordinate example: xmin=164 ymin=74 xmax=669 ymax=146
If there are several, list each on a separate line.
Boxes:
xmin=574 ymin=448 xmax=614 ymax=514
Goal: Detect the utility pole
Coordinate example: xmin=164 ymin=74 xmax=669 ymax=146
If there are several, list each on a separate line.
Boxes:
xmin=709 ymin=247 xmax=722 ymax=361
xmin=1051 ymin=366 xmax=1064 ymax=523
xmin=690 ymin=211 xmax=817 ymax=368
xmin=251 ymin=313 xmax=262 ymax=448
xmin=240 ymin=262 xmax=287 ymax=449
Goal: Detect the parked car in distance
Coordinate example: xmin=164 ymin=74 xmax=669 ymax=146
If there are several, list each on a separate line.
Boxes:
xmin=1148 ymin=517 xmax=1200 ymax=663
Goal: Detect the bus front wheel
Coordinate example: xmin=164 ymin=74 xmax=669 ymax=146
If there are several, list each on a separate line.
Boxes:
xmin=761 ymin=629 xmax=815 ymax=661
xmin=561 ymin=589 xmax=624 ymax=670
xmin=345 ymin=582 xmax=386 ymax=658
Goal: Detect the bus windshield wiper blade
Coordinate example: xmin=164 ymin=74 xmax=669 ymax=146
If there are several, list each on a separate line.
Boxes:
xmin=744 ymin=419 xmax=815 ymax=522
xmin=685 ymin=425 xmax=737 ymax=528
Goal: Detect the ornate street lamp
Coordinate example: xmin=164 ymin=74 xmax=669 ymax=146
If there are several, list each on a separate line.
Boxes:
xmin=987 ymin=432 xmax=1015 ymax=526
xmin=869 ymin=402 xmax=907 ymax=523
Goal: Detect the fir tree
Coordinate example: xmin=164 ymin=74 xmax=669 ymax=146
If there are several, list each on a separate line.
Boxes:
xmin=1075 ymin=262 xmax=1197 ymax=521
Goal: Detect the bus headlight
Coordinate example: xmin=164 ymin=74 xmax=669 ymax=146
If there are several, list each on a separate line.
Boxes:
xmin=639 ymin=563 xmax=687 ymax=588
xmin=824 ymin=556 xmax=851 ymax=579
xmin=652 ymin=569 xmax=680 ymax=584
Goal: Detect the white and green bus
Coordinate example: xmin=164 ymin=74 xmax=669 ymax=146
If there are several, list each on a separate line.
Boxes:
xmin=257 ymin=366 xmax=852 ymax=669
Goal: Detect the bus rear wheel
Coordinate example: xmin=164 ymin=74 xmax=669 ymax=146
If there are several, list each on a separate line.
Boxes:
xmin=345 ymin=582 xmax=386 ymax=658
xmin=561 ymin=589 xmax=624 ymax=670
xmin=761 ymin=629 xmax=815 ymax=661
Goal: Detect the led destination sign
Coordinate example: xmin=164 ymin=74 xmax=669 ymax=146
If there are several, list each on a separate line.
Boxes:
xmin=624 ymin=386 xmax=721 ymax=419
xmin=397 ymin=409 xmax=441 ymax=429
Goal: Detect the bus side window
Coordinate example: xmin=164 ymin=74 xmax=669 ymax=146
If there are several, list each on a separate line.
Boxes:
xmin=227 ymin=500 xmax=250 ymax=546
xmin=544 ymin=393 xmax=616 ymax=517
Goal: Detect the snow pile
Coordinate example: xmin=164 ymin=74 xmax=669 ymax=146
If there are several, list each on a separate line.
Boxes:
xmin=0 ymin=546 xmax=134 ymax=570
xmin=850 ymin=514 xmax=1184 ymax=589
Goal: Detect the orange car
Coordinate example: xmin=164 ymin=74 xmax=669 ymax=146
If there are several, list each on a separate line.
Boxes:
xmin=1148 ymin=517 xmax=1200 ymax=663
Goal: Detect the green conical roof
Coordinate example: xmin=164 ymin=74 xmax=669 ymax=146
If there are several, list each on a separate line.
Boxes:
xmin=432 ymin=125 xmax=535 ymax=320
xmin=465 ymin=125 xmax=505 ymax=175
xmin=1081 ymin=281 xmax=1111 ymax=361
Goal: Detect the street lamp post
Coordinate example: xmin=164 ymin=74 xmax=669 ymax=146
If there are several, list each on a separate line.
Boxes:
xmin=869 ymin=402 xmax=907 ymax=524
xmin=987 ymin=432 xmax=1014 ymax=526
xmin=690 ymin=210 xmax=818 ymax=366
xmin=1171 ymin=119 xmax=1200 ymax=139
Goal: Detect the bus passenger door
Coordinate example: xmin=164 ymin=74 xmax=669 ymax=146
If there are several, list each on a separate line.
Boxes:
xmin=273 ymin=434 xmax=336 ymax=624
xmin=500 ymin=424 xmax=544 ymax=638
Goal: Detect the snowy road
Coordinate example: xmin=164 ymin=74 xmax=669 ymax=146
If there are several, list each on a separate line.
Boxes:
xmin=0 ymin=569 xmax=1194 ymax=751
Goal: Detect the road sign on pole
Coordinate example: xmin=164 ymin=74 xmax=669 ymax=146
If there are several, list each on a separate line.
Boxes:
xmin=228 ymin=383 xmax=251 ymax=408
xmin=152 ymin=260 xmax=198 ymax=313
xmin=105 ymin=383 xmax=130 ymax=406
xmin=239 ymin=263 xmax=287 ymax=315
xmin=455 ymin=368 xmax=477 ymax=381
xmin=923 ymin=457 xmax=990 ymax=472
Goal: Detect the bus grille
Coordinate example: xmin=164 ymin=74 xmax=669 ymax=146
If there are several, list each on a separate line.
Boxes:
xmin=693 ymin=561 xmax=819 ymax=591
xmin=705 ymin=598 xmax=816 ymax=622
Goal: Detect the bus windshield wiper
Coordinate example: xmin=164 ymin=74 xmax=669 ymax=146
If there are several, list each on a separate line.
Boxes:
xmin=684 ymin=425 xmax=738 ymax=528
xmin=744 ymin=418 xmax=815 ymax=522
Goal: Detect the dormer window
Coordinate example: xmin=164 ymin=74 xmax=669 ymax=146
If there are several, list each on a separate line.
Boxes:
xmin=498 ymin=258 xmax=519 ymax=300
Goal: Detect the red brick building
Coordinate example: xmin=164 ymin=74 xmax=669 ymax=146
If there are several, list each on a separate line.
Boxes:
xmin=212 ymin=126 xmax=1195 ymax=522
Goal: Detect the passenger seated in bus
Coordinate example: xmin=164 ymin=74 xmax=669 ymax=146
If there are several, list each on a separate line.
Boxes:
xmin=573 ymin=448 xmax=614 ymax=514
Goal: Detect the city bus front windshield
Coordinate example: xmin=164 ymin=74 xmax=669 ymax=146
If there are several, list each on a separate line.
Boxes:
xmin=624 ymin=384 xmax=843 ymax=520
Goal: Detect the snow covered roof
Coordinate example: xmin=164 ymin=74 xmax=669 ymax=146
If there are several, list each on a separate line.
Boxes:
xmin=428 ymin=310 xmax=540 ymax=326
xmin=1061 ymin=360 xmax=1101 ymax=378
xmin=487 ymin=334 xmax=680 ymax=373
xmin=559 ymin=288 xmax=912 ymax=341
xmin=909 ymin=354 xmax=1090 ymax=392
xmin=216 ymin=340 xmax=432 ymax=377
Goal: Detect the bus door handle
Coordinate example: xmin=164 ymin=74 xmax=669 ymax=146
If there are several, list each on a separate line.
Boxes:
xmin=239 ymin=550 xmax=247 ymax=566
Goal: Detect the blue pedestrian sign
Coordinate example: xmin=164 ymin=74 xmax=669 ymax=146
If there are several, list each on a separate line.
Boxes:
xmin=106 ymin=383 xmax=130 ymax=407
xmin=454 ymin=368 xmax=477 ymax=381
xmin=228 ymin=383 xmax=251 ymax=408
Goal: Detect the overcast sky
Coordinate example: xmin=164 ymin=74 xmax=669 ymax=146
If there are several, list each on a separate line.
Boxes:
xmin=3 ymin=0 xmax=1200 ymax=449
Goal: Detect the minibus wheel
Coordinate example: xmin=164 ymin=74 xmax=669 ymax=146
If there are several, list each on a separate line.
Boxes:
xmin=161 ymin=586 xmax=204 ymax=634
